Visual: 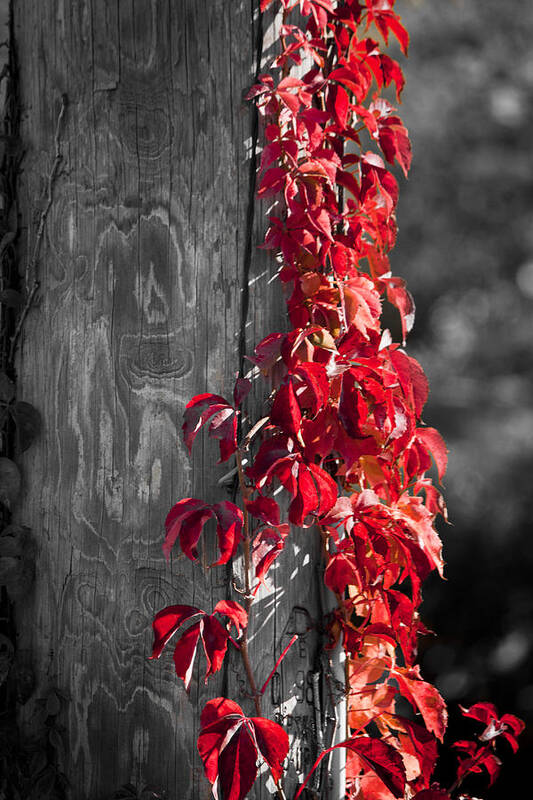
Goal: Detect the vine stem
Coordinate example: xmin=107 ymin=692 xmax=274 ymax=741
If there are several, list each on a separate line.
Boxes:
xmin=235 ymin=447 xmax=286 ymax=800
xmin=447 ymin=745 xmax=488 ymax=796
xmin=9 ymin=93 xmax=67 ymax=364
xmin=235 ymin=448 xmax=261 ymax=715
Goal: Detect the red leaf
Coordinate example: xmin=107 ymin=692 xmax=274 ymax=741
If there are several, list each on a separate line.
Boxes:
xmin=347 ymin=737 xmax=407 ymax=797
xmin=392 ymin=716 xmax=438 ymax=787
xmin=393 ymin=665 xmax=448 ymax=741
xmin=330 ymin=242 xmax=353 ymax=276
xmin=416 ymin=427 xmax=448 ymax=482
xmin=378 ymin=118 xmax=412 ymax=177
xmin=278 ymin=76 xmax=304 ymax=91
xmin=500 ymin=712 xmax=526 ymax=741
xmin=258 ymin=166 xmax=288 ymax=197
xmin=248 ymin=332 xmax=284 ymax=371
xmin=163 ymin=498 xmax=243 ymax=566
xmin=296 ymin=734 xmax=406 ymax=799
xmin=249 ymin=438 xmax=337 ymax=527
xmin=294 ymin=362 xmax=329 ymax=416
xmin=308 ymin=462 xmax=338 ymax=516
xmin=301 ymin=407 xmax=338 ymax=461
xmin=381 ymin=13 xmax=409 ymax=55
xmin=163 ymin=499 xmax=212 ymax=561
xmin=373 ymin=53 xmax=405 ymax=99
xmin=270 ymin=379 xmax=302 ymax=436
xmin=389 ymin=349 xmax=428 ymax=417
xmin=252 ymin=716 xmax=289 ymax=781
xmin=324 ymin=546 xmax=360 ymax=594
xmin=212 ymin=599 xmax=248 ymax=636
xmin=383 ymin=277 xmax=415 ymax=344
xmin=198 ymin=698 xmax=244 ymax=783
xmin=459 ymin=701 xmax=499 ymax=726
xmin=452 ymin=740 xmax=503 ymax=786
xmin=201 ymin=615 xmax=230 ymax=678
xmin=233 ymin=377 xmax=252 ymax=407
xmin=289 ymin=463 xmax=319 ymax=525
xmin=151 ymin=603 xmax=246 ymax=689
xmin=336 ymin=168 xmax=360 ymax=199
xmin=459 ymin=702 xmax=524 ymax=752
xmin=212 ymin=501 xmax=245 ymax=566
xmin=198 ymin=698 xmax=289 ymax=800
xmin=217 ymin=725 xmax=258 ymax=800
xmin=339 ymin=370 xmax=368 ymax=438
xmin=277 ymin=88 xmax=301 ymax=114
xmin=182 ymin=393 xmax=237 ymax=461
xmin=344 ymin=274 xmax=382 ymax=339
xmin=328 ymin=83 xmax=350 ymax=128
xmin=150 ymin=604 xmax=202 ymax=659
xmin=364 ymin=4 xmax=410 ymax=55
xmin=394 ymin=493 xmax=444 ymax=577
xmin=329 ymin=66 xmax=366 ymax=99
xmin=208 ymin=407 xmax=238 ymax=463
xmin=252 ymin=524 xmax=290 ymax=589
xmin=173 ymin=621 xmax=201 ymax=690
xmin=245 ymin=495 xmax=281 ymax=525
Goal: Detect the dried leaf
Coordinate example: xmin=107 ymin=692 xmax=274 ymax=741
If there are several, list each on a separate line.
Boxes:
xmin=0 ymin=457 xmax=21 ymax=509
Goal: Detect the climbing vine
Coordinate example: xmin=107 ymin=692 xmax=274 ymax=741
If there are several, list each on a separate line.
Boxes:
xmin=151 ymin=2 xmax=523 ymax=799
xmin=0 ymin=10 xmax=70 ymax=799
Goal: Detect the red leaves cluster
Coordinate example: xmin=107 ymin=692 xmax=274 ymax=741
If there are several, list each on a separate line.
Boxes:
xmin=244 ymin=4 xmax=459 ymax=789
xmin=151 ymin=2 xmax=524 ymax=799
xmin=296 ymin=733 xmax=407 ymax=799
xmin=451 ymin=703 xmax=526 ymax=788
xmin=198 ymin=698 xmax=288 ymax=800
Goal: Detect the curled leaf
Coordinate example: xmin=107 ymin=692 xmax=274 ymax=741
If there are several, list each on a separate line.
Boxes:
xmin=297 ymin=734 xmax=406 ymax=799
xmin=163 ymin=498 xmax=243 ymax=566
xmin=11 ymin=401 xmax=41 ymax=452
xmin=0 ymin=289 xmax=23 ymax=309
xmin=182 ymin=393 xmax=237 ymax=462
xmin=0 ymin=372 xmax=15 ymax=403
xmin=0 ymin=457 xmax=21 ymax=510
xmin=251 ymin=524 xmax=290 ymax=591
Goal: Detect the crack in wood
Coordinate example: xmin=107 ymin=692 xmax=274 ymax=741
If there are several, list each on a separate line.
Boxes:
xmin=237 ymin=0 xmax=264 ymax=380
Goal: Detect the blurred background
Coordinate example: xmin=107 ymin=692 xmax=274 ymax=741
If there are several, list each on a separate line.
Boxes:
xmin=394 ymin=0 xmax=533 ymax=796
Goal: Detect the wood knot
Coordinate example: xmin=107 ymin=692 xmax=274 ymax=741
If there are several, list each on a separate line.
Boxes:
xmin=119 ymin=332 xmax=193 ymax=390
xmin=118 ymin=88 xmax=172 ymax=161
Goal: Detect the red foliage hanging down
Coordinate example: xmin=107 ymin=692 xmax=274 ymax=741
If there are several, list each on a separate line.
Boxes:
xmin=151 ymin=2 xmax=523 ymax=798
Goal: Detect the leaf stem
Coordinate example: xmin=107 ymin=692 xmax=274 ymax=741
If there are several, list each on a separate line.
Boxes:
xmin=9 ymin=94 xmax=67 ymax=364
xmin=236 ymin=448 xmax=286 ymax=800
xmin=260 ymin=634 xmax=298 ymax=695
xmin=235 ymin=449 xmax=262 ymax=717
xmin=448 ymin=745 xmax=488 ymax=796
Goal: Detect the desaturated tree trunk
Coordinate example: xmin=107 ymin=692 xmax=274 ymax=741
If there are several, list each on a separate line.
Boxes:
xmin=11 ymin=2 xmax=341 ymax=798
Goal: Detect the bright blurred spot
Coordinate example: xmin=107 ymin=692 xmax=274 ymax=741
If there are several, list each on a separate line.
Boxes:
xmin=489 ymin=86 xmax=527 ymax=127
xmin=436 ymin=669 xmax=470 ymax=700
xmin=516 ymin=260 xmax=533 ymax=299
xmin=490 ymin=630 xmax=530 ymax=673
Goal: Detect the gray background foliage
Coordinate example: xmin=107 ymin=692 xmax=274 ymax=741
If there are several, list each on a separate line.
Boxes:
xmin=395 ymin=0 xmax=533 ymax=795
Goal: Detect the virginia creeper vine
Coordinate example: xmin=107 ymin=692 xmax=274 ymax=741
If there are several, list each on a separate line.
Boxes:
xmin=151 ymin=2 xmax=524 ymax=798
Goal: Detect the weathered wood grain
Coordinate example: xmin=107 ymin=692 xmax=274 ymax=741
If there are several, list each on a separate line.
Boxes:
xmin=12 ymin=2 xmax=334 ymax=798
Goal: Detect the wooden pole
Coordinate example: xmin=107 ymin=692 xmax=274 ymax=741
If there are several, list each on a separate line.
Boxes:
xmin=11 ymin=2 xmax=335 ymax=797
